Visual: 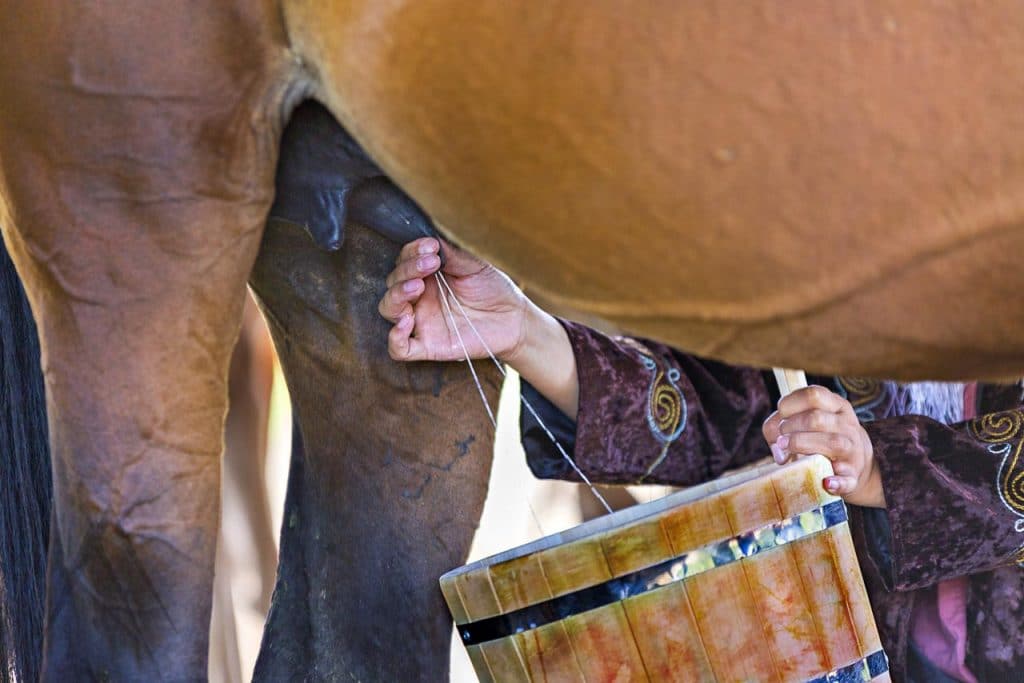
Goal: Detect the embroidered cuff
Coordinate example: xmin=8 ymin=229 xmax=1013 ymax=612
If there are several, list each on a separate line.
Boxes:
xmin=560 ymin=319 xmax=687 ymax=484
xmin=866 ymin=413 xmax=1024 ymax=591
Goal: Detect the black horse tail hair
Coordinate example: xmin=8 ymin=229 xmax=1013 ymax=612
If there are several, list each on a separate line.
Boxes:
xmin=0 ymin=234 xmax=52 ymax=683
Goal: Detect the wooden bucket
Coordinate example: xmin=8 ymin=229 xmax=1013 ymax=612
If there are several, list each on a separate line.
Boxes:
xmin=441 ymin=455 xmax=889 ymax=682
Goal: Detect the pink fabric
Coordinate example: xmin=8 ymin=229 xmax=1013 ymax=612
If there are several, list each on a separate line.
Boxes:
xmin=911 ymin=578 xmax=977 ymax=682
xmin=908 ymin=382 xmax=978 ymax=682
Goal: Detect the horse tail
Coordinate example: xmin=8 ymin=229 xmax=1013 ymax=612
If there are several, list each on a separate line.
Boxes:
xmin=0 ymin=235 xmax=52 ymax=683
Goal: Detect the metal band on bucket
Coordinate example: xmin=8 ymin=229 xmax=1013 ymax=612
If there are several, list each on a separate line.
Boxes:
xmin=459 ymin=499 xmax=848 ymax=646
xmin=810 ymin=650 xmax=889 ymax=683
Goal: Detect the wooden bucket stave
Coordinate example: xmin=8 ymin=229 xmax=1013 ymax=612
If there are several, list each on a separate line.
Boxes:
xmin=441 ymin=455 xmax=889 ymax=682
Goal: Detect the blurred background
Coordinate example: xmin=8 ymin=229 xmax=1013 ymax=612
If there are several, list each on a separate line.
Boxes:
xmin=210 ymin=293 xmax=671 ymax=683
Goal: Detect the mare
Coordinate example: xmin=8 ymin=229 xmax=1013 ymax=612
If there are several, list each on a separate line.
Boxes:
xmin=3 ymin=3 xmax=1024 ymax=679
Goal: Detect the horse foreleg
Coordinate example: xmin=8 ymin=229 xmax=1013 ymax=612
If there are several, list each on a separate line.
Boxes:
xmin=0 ymin=5 xmax=295 ymax=677
xmin=0 ymin=189 xmax=270 ymax=681
xmin=0 ymin=176 xmax=276 ymax=680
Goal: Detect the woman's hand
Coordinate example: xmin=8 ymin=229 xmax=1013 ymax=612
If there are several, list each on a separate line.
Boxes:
xmin=378 ymin=237 xmax=530 ymax=363
xmin=379 ymin=237 xmax=582 ymax=419
xmin=762 ymin=386 xmax=886 ymax=508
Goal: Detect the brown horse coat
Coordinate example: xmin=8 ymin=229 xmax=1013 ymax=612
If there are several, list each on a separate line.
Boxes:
xmin=2 ymin=1 xmax=1023 ymax=679
xmin=284 ymin=1 xmax=1024 ymax=380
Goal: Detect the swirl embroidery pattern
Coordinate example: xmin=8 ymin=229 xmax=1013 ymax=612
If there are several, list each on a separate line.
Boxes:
xmin=640 ymin=355 xmax=687 ymax=479
xmin=834 ymin=377 xmax=887 ymax=422
xmin=969 ymin=410 xmax=1024 ymax=542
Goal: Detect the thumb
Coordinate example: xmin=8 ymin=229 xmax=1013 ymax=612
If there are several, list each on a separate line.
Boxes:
xmin=388 ymin=314 xmax=429 ymax=362
xmin=437 ymin=236 xmax=488 ymax=278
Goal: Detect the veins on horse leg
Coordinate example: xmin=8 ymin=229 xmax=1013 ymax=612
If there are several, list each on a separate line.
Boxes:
xmin=382 ymin=437 xmax=482 ymax=497
xmin=123 ymin=527 xmax=207 ymax=568
xmin=136 ymin=431 xmax=221 ymax=461
xmin=400 ymin=473 xmax=432 ymax=500
xmin=422 ymin=434 xmax=478 ymax=473
xmin=66 ymin=520 xmax=174 ymax=654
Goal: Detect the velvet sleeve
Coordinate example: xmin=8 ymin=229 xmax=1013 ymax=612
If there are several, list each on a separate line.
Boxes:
xmin=521 ymin=318 xmax=777 ymax=487
xmin=862 ymin=409 xmax=1024 ymax=591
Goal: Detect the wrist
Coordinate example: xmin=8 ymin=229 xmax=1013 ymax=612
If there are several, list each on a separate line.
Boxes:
xmin=861 ymin=458 xmax=887 ymax=508
xmin=499 ymin=299 xmax=547 ymax=367
xmin=501 ymin=304 xmax=580 ymax=420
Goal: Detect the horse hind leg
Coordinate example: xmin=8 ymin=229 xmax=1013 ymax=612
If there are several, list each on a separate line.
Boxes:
xmin=250 ymin=225 xmax=499 ymax=681
xmin=0 ymin=3 xmax=301 ymax=678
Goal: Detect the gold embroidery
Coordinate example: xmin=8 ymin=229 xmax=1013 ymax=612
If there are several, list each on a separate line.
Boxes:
xmin=970 ymin=410 xmax=1024 ymax=521
xmin=971 ymin=410 xmax=1024 ymax=444
xmin=638 ymin=356 xmax=686 ymax=480
xmin=834 ymin=377 xmax=886 ymax=421
xmin=650 ymin=369 xmax=684 ymax=439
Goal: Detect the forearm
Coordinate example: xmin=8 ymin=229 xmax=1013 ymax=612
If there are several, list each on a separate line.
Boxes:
xmin=863 ymin=410 xmax=1024 ymax=589
xmin=519 ymin=317 xmax=777 ymax=487
xmin=504 ymin=301 xmax=580 ymax=420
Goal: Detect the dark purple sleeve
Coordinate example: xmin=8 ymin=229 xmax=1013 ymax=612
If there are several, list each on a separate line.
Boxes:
xmin=521 ymin=319 xmax=777 ymax=487
xmin=863 ymin=408 xmax=1024 ymax=590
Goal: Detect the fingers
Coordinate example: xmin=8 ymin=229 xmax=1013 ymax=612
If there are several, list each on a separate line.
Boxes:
xmin=384 ymin=237 xmax=490 ymax=366
xmin=831 ymin=460 xmax=857 ymax=479
xmin=777 ymin=385 xmax=854 ymax=419
xmin=769 ymin=386 xmax=853 ymax=464
xmin=381 ymin=239 xmax=442 ymax=324
xmin=386 ymin=250 xmax=441 ymax=288
xmin=773 ymin=430 xmax=863 ymax=499
xmin=391 ymin=236 xmax=491 ymax=288
xmin=775 ymin=431 xmax=855 ymax=463
xmin=765 ymin=407 xmax=855 ymax=449
xmin=778 ymin=409 xmax=844 ymax=436
xmin=378 ymin=277 xmax=424 ymax=322
xmin=764 ymin=410 xmax=798 ymax=464
xmin=387 ymin=313 xmax=427 ymax=361
xmin=762 ymin=410 xmax=782 ymax=445
xmin=823 ymin=475 xmax=858 ymax=496
xmin=396 ymin=237 xmax=440 ymax=265
xmin=765 ymin=385 xmax=876 ymax=503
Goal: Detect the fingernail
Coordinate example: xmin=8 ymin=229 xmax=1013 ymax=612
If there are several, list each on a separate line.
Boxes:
xmin=776 ymin=434 xmax=789 ymax=451
xmin=418 ymin=238 xmax=438 ymax=255
xmin=771 ymin=443 xmax=785 ymax=464
xmin=399 ymin=313 xmax=413 ymax=328
xmin=403 ymin=279 xmax=420 ymax=293
xmin=823 ymin=477 xmax=839 ymax=493
xmin=417 ymin=255 xmax=438 ymax=272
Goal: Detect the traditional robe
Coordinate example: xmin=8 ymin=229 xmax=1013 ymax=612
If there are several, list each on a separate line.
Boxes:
xmin=521 ymin=320 xmax=1024 ymax=682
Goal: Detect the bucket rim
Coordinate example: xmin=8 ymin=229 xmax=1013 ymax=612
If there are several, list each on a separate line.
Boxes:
xmin=441 ymin=454 xmax=832 ymax=580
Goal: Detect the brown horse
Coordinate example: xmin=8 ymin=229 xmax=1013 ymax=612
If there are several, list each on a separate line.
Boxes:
xmin=2 ymin=2 xmax=1024 ymax=680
